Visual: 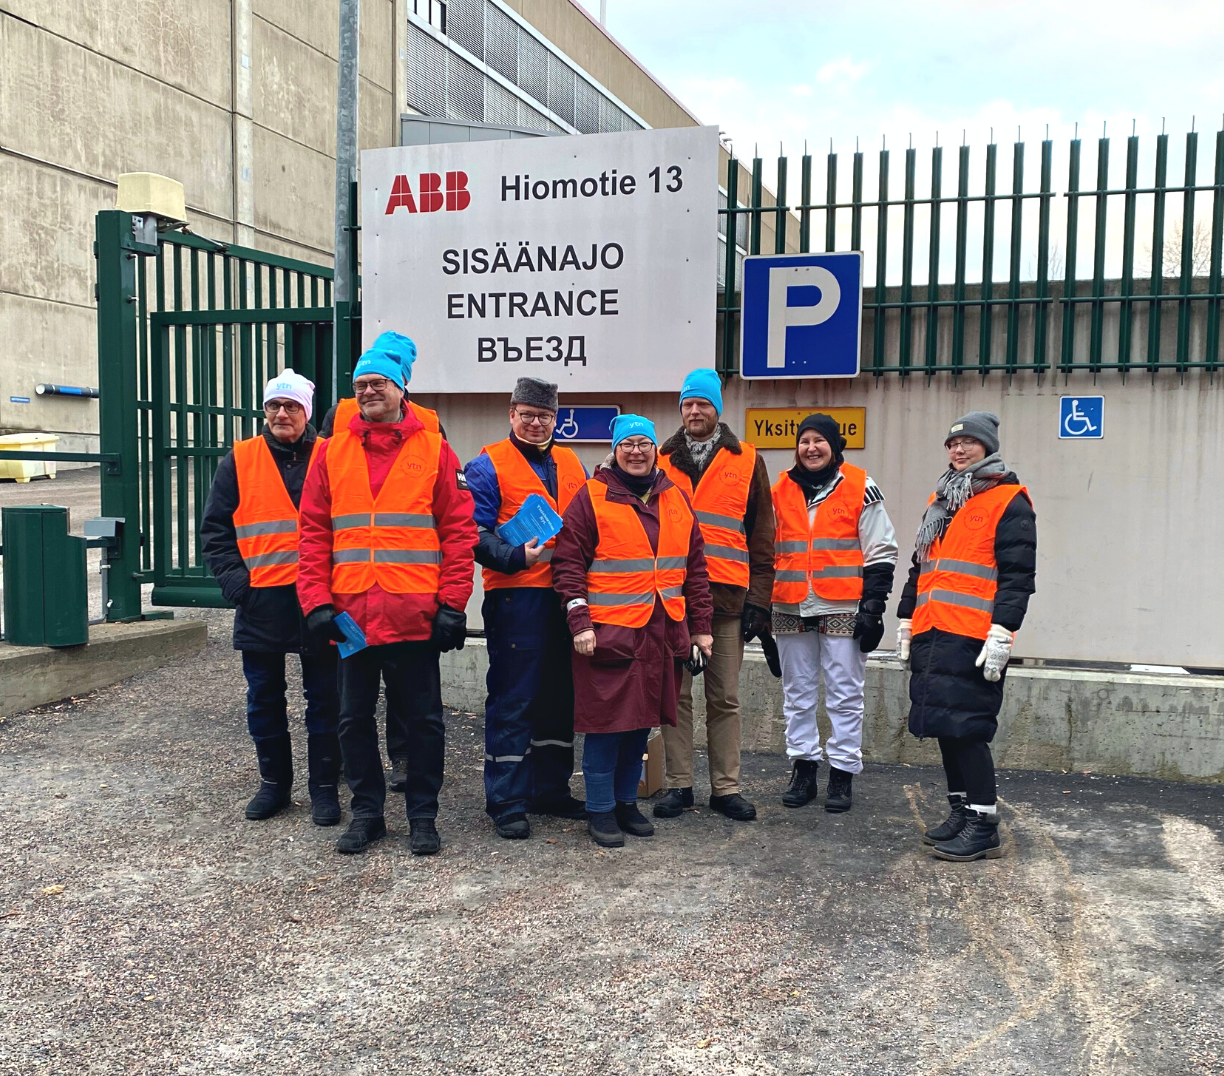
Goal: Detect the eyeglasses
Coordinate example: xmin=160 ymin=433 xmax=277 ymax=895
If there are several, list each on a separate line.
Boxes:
xmin=264 ymin=400 xmax=303 ymax=416
xmin=946 ymin=437 xmax=979 ymax=450
xmin=618 ymin=439 xmax=655 ymax=455
xmin=354 ymin=378 xmax=393 ymax=395
xmin=513 ymin=408 xmax=556 ymax=427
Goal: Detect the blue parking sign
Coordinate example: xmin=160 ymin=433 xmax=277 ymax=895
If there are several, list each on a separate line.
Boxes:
xmin=1058 ymin=396 xmax=1104 ymax=439
xmin=739 ymin=252 xmax=863 ymax=379
xmin=552 ymin=405 xmax=620 ymax=443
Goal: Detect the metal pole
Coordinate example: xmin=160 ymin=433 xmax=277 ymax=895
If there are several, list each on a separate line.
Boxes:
xmin=333 ymin=0 xmax=360 ymax=403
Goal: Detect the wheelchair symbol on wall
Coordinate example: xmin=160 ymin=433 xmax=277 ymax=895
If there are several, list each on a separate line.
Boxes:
xmin=557 ymin=409 xmax=580 ymax=439
xmin=1058 ymin=396 xmax=1104 ymax=439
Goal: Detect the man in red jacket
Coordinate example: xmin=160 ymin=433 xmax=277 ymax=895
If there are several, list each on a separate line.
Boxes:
xmin=297 ymin=350 xmax=477 ymax=856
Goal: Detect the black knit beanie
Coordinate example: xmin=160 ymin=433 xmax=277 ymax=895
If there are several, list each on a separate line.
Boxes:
xmin=796 ymin=413 xmax=846 ymax=456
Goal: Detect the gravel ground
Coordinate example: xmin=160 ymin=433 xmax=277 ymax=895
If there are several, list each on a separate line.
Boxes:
xmin=2 ymin=608 xmax=1222 ymax=1075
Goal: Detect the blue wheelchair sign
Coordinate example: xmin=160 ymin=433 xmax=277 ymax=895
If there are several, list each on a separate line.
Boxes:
xmin=552 ymin=405 xmax=620 ymax=443
xmin=739 ymin=252 xmax=863 ymax=379
xmin=1059 ymin=396 xmax=1104 ymax=439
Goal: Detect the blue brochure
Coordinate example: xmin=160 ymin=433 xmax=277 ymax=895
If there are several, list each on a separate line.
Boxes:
xmin=333 ymin=611 xmax=368 ymax=659
xmin=497 ymin=493 xmax=564 ymax=549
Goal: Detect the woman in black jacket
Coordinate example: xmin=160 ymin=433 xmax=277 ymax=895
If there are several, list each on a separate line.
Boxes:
xmin=896 ymin=412 xmax=1035 ymax=861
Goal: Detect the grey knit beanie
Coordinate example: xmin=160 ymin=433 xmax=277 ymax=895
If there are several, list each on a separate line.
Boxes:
xmin=510 ymin=377 xmax=558 ymax=412
xmin=945 ymin=411 xmax=1000 ymax=454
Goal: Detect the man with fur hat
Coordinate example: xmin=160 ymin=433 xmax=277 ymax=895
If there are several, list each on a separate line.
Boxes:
xmin=654 ymin=368 xmax=776 ymax=822
xmin=464 ymin=378 xmax=589 ymax=839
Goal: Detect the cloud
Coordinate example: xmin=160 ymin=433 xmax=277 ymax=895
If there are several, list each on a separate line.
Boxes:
xmin=791 ymin=84 xmax=813 ymax=98
xmin=816 ymin=58 xmax=870 ymax=85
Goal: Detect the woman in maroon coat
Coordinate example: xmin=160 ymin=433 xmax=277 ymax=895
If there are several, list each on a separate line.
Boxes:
xmin=551 ymin=414 xmax=713 ymax=848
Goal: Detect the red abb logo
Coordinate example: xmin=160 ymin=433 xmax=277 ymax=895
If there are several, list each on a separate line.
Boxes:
xmin=385 ymin=172 xmax=470 ymax=214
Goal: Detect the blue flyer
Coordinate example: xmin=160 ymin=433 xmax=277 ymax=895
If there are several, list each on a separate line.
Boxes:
xmin=496 ymin=493 xmax=564 ymax=548
xmin=333 ymin=611 xmax=368 ymax=659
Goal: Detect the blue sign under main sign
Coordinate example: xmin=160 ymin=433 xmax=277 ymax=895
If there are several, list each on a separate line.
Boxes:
xmin=739 ymin=252 xmax=863 ymax=379
xmin=552 ymin=405 xmax=621 ymax=443
xmin=1058 ymin=396 xmax=1104 ymax=439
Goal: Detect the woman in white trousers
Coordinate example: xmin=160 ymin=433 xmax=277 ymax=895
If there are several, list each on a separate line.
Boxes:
xmin=770 ymin=414 xmax=897 ymax=812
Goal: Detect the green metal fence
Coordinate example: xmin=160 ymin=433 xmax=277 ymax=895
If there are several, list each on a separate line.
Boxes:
xmin=718 ymin=125 xmax=1224 ymax=379
xmin=94 ymin=210 xmax=356 ymax=620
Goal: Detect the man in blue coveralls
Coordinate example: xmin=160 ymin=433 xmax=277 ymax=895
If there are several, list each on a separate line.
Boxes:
xmin=464 ymin=378 xmax=589 ymax=839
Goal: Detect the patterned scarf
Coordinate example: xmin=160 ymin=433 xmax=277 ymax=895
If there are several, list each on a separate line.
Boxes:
xmin=684 ymin=424 xmax=722 ymax=472
xmin=914 ymin=453 xmax=1009 ymax=560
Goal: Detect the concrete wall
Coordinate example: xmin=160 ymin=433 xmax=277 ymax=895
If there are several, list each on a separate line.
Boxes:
xmin=440 ymin=639 xmax=1224 ymax=784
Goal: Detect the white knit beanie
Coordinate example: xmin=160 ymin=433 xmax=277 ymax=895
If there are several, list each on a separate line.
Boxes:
xmin=263 ymin=368 xmax=315 ymax=421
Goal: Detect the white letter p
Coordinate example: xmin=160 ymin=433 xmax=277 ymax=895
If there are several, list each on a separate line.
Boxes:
xmin=766 ymin=265 xmax=840 ymax=369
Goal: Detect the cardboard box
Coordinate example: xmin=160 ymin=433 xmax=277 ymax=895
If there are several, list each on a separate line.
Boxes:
xmin=638 ymin=729 xmax=663 ymax=798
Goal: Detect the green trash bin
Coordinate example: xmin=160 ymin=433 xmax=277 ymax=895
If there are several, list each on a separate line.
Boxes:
xmin=2 ymin=505 xmax=88 ymax=647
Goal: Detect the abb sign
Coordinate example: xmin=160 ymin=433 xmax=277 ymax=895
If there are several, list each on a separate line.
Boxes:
xmin=385 ymin=171 xmax=470 ymax=214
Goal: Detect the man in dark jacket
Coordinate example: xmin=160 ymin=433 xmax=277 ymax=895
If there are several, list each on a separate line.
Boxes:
xmin=654 ymin=369 xmax=775 ymax=822
xmin=200 ymin=370 xmax=341 ymax=827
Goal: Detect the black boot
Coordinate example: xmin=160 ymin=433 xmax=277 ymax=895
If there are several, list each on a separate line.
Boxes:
xmin=531 ymin=794 xmax=587 ymax=819
xmin=932 ymin=809 xmax=1002 ymax=861
xmin=615 ymin=801 xmax=655 ymax=837
xmin=336 ymin=816 xmax=387 ymax=854
xmin=652 ymin=787 xmax=694 ymax=818
xmin=307 ymin=733 xmax=342 ymax=827
xmin=709 ymin=793 xmax=757 ymax=821
xmin=245 ymin=735 xmax=293 ymax=821
xmin=409 ymin=818 xmax=441 ymax=856
xmin=588 ymin=810 xmax=625 ymax=848
xmin=782 ymin=759 xmax=820 ymax=808
xmin=496 ymin=813 xmax=530 ymax=840
xmin=388 ymin=757 xmax=409 ymax=795
xmin=922 ymin=793 xmax=969 ymax=846
xmin=825 ymin=767 xmax=854 ymax=813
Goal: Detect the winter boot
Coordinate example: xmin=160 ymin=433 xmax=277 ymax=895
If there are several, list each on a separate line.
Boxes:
xmin=245 ymin=734 xmax=293 ymax=821
xmin=932 ymin=809 xmax=1003 ymax=862
xmin=588 ymin=810 xmax=625 ymax=848
xmin=388 ymin=757 xmax=409 ymax=795
xmin=497 ymin=813 xmax=530 ymax=840
xmin=824 ymin=767 xmax=854 ymax=813
xmin=652 ymin=787 xmax=694 ymax=818
xmin=531 ymin=795 xmax=587 ymax=819
xmin=922 ymin=794 xmax=969 ymax=846
xmin=615 ymin=801 xmax=655 ymax=837
xmin=307 ymin=733 xmax=342 ymax=827
xmin=782 ymin=759 xmax=820 ymax=808
xmin=409 ymin=818 xmax=441 ymax=856
xmin=709 ymin=793 xmax=758 ymax=821
xmin=336 ymin=816 xmax=387 ymax=854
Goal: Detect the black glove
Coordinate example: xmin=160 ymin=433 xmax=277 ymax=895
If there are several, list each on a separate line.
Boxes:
xmin=740 ymin=602 xmax=773 ymax=642
xmin=684 ymin=643 xmax=708 ymax=676
xmin=431 ymin=604 xmax=467 ymax=653
xmin=305 ymin=604 xmax=347 ymax=644
xmin=853 ymin=599 xmax=887 ymax=654
xmin=760 ymin=633 xmax=782 ymax=679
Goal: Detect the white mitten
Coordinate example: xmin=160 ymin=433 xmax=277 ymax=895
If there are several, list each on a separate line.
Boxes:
xmin=975 ymin=624 xmax=1014 ymax=682
xmin=896 ymin=619 xmax=912 ymax=663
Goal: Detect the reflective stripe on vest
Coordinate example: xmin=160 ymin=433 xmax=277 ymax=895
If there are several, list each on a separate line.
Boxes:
xmin=912 ymin=483 xmax=1028 ymax=641
xmin=333 ymin=396 xmax=440 ymax=434
xmin=325 ymin=425 xmax=442 ymax=595
xmin=232 ymin=436 xmax=318 ymax=587
xmin=659 ymin=444 xmax=755 ymax=587
xmin=770 ymin=464 xmax=866 ymax=609
xmin=480 ymin=438 xmax=586 ymax=591
xmin=585 ymin=479 xmax=693 ymax=628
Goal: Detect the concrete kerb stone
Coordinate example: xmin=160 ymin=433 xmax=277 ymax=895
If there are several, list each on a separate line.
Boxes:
xmin=441 ymin=637 xmax=1224 ymax=784
xmin=0 ymin=619 xmax=207 ymax=718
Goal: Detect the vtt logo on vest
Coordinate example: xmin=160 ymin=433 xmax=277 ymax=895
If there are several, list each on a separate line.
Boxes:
xmin=384 ymin=172 xmax=471 ymax=214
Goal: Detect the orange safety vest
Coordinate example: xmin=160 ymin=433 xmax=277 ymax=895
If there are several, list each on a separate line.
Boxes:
xmin=325 ymin=424 xmax=443 ymax=595
xmin=231 ymin=435 xmax=318 ymax=587
xmin=480 ymin=438 xmax=586 ymax=591
xmin=771 ymin=464 xmax=866 ymax=609
xmin=333 ymin=396 xmax=440 ymax=434
xmin=912 ymin=484 xmax=1028 ymax=640
xmin=659 ymin=444 xmax=755 ymax=588
xmin=585 ymin=480 xmax=693 ymax=628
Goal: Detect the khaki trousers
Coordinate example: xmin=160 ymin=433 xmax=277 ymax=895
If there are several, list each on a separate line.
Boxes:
xmin=662 ymin=614 xmax=743 ymax=795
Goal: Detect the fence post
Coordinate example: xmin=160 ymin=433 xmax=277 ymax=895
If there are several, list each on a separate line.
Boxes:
xmin=95 ymin=211 xmax=145 ymax=622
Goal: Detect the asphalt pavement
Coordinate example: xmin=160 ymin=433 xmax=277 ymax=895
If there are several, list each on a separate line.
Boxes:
xmin=1 ymin=608 xmax=1222 ymax=1075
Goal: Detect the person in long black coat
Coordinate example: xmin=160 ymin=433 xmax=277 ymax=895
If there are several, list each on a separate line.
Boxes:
xmin=895 ymin=412 xmax=1036 ymax=861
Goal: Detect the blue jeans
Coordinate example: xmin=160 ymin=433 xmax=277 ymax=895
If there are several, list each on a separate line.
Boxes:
xmin=242 ymin=648 xmax=339 ymax=742
xmin=581 ymin=728 xmax=651 ymax=814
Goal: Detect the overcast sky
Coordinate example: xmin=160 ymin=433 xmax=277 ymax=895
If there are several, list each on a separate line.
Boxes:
xmin=581 ymin=1 xmax=1223 ymax=167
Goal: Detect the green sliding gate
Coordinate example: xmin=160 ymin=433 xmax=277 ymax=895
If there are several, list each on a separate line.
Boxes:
xmin=94 ymin=209 xmax=358 ymax=620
